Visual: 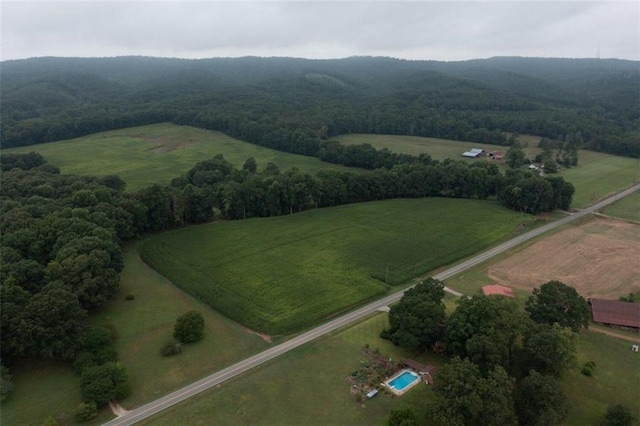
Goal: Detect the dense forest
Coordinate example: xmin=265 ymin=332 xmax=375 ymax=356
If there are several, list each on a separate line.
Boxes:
xmin=1 ymin=56 xmax=638 ymax=157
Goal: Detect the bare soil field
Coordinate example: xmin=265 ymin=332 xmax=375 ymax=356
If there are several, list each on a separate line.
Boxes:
xmin=488 ymin=217 xmax=640 ymax=299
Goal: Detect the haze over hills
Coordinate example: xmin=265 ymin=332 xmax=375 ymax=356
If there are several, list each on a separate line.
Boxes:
xmin=1 ymin=56 xmax=638 ymax=157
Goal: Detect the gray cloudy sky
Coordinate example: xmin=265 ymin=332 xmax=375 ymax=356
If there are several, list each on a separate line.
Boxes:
xmin=1 ymin=1 xmax=638 ymax=61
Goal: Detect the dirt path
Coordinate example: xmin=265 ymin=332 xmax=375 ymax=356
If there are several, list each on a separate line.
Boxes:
xmin=589 ymin=324 xmax=640 ymax=344
xmin=109 ymin=401 xmax=130 ymax=417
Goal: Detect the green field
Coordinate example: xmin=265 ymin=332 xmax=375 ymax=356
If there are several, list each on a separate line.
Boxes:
xmin=144 ymin=312 xmax=638 ymax=426
xmin=145 ymin=313 xmax=443 ymax=426
xmin=0 ymin=240 xmax=269 ymax=426
xmin=564 ymin=331 xmax=640 ymax=424
xmin=336 ymin=134 xmax=640 ymax=208
xmin=561 ymin=151 xmax=640 ymax=208
xmin=600 ymin=191 xmax=640 ymax=222
xmin=3 ymin=123 xmax=351 ymax=191
xmin=140 ymin=198 xmax=536 ymax=335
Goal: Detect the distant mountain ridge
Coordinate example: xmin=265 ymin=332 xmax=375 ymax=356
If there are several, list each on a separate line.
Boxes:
xmin=1 ymin=56 xmax=638 ymax=157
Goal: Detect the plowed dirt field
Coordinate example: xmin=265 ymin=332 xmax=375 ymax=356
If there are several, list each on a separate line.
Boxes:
xmin=488 ymin=217 xmax=640 ymax=298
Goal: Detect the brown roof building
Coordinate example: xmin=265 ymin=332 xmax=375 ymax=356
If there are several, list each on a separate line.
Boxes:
xmin=589 ymin=298 xmax=640 ymax=329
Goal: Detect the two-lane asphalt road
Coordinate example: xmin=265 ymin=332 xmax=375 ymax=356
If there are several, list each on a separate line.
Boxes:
xmin=104 ymin=183 xmax=640 ymax=426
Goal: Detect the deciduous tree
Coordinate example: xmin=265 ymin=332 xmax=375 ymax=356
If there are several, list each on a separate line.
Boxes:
xmin=515 ymin=370 xmax=568 ymax=426
xmin=381 ymin=278 xmax=446 ymax=350
xmin=173 ymin=311 xmax=205 ymax=343
xmin=525 ymin=281 xmax=590 ymax=332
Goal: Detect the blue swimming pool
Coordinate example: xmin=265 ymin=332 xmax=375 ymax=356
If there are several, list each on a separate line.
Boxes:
xmin=389 ymin=371 xmax=419 ymax=391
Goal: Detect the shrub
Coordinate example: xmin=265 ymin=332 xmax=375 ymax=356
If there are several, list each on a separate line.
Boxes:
xmin=1 ymin=365 xmax=14 ymax=401
xmin=74 ymin=402 xmax=98 ymax=422
xmin=604 ymin=404 xmax=637 ymax=426
xmin=161 ymin=342 xmax=182 ymax=357
xmin=41 ymin=416 xmax=59 ymax=426
xmin=125 ymin=293 xmax=135 ymax=301
xmin=581 ymin=361 xmax=596 ymax=377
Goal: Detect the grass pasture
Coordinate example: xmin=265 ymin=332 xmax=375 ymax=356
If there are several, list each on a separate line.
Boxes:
xmin=565 ymin=331 xmax=640 ymax=424
xmin=336 ymin=134 xmax=640 ymax=208
xmin=145 ymin=313 xmax=443 ymax=426
xmin=144 ymin=310 xmax=639 ymax=426
xmin=140 ymin=198 xmax=535 ymax=335
xmin=600 ymin=190 xmax=640 ymax=223
xmin=3 ymin=123 xmax=351 ymax=191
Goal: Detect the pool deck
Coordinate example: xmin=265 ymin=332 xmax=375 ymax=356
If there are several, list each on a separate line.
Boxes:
xmin=381 ymin=369 xmax=422 ymax=396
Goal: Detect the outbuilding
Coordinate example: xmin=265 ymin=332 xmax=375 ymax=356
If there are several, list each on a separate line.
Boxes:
xmin=482 ymin=284 xmax=515 ymax=298
xmin=462 ymin=148 xmax=485 ymax=158
xmin=589 ymin=298 xmax=640 ymax=330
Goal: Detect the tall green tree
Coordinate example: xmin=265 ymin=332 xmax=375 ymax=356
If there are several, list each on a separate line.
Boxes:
xmin=522 ymin=323 xmax=577 ymax=378
xmin=515 ymin=370 xmax=569 ymax=426
xmin=429 ymin=358 xmax=517 ymax=426
xmin=80 ymin=362 xmax=131 ymax=406
xmin=446 ymin=295 xmax=529 ymax=373
xmin=15 ymin=282 xmax=87 ymax=359
xmin=525 ymin=280 xmax=590 ymax=332
xmin=173 ymin=311 xmax=205 ymax=343
xmin=381 ymin=278 xmax=446 ymax=350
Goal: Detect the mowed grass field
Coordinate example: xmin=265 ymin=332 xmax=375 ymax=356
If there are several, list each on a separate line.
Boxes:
xmin=600 ymin=190 xmax=640 ymax=222
xmin=3 ymin=123 xmax=351 ymax=191
xmin=1 ymin=240 xmax=270 ymax=426
xmin=336 ymin=134 xmax=640 ymax=208
xmin=143 ymin=314 xmax=638 ymax=426
xmin=140 ymin=198 xmax=536 ymax=335
xmin=144 ymin=313 xmax=443 ymax=426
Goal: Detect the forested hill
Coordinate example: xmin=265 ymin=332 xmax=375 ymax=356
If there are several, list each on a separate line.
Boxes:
xmin=1 ymin=56 xmax=638 ymax=157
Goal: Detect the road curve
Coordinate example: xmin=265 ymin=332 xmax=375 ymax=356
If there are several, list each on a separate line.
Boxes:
xmin=103 ymin=183 xmax=640 ymax=426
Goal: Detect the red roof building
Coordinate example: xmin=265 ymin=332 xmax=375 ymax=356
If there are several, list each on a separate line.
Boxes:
xmin=482 ymin=284 xmax=515 ymax=298
xmin=589 ymin=298 xmax=640 ymax=329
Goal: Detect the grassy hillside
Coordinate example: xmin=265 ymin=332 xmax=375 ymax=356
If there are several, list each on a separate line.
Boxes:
xmin=140 ymin=198 xmax=536 ymax=335
xmin=336 ymin=133 xmax=640 ymax=208
xmin=3 ymin=123 xmax=352 ymax=191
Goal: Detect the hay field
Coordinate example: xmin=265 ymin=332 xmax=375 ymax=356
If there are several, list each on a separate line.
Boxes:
xmin=487 ymin=217 xmax=640 ymax=299
xmin=3 ymin=123 xmax=351 ymax=191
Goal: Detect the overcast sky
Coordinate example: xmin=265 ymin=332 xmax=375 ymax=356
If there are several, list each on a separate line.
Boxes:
xmin=1 ymin=1 xmax=638 ymax=62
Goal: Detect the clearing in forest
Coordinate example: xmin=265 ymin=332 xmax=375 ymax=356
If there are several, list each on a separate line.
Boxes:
xmin=3 ymin=123 xmax=351 ymax=191
xmin=488 ymin=217 xmax=640 ymax=299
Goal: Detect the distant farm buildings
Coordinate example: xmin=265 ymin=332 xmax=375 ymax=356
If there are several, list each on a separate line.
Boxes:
xmin=589 ymin=298 xmax=640 ymax=330
xmin=462 ymin=148 xmax=485 ymax=158
xmin=482 ymin=284 xmax=515 ymax=298
xmin=461 ymin=149 xmax=505 ymax=160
